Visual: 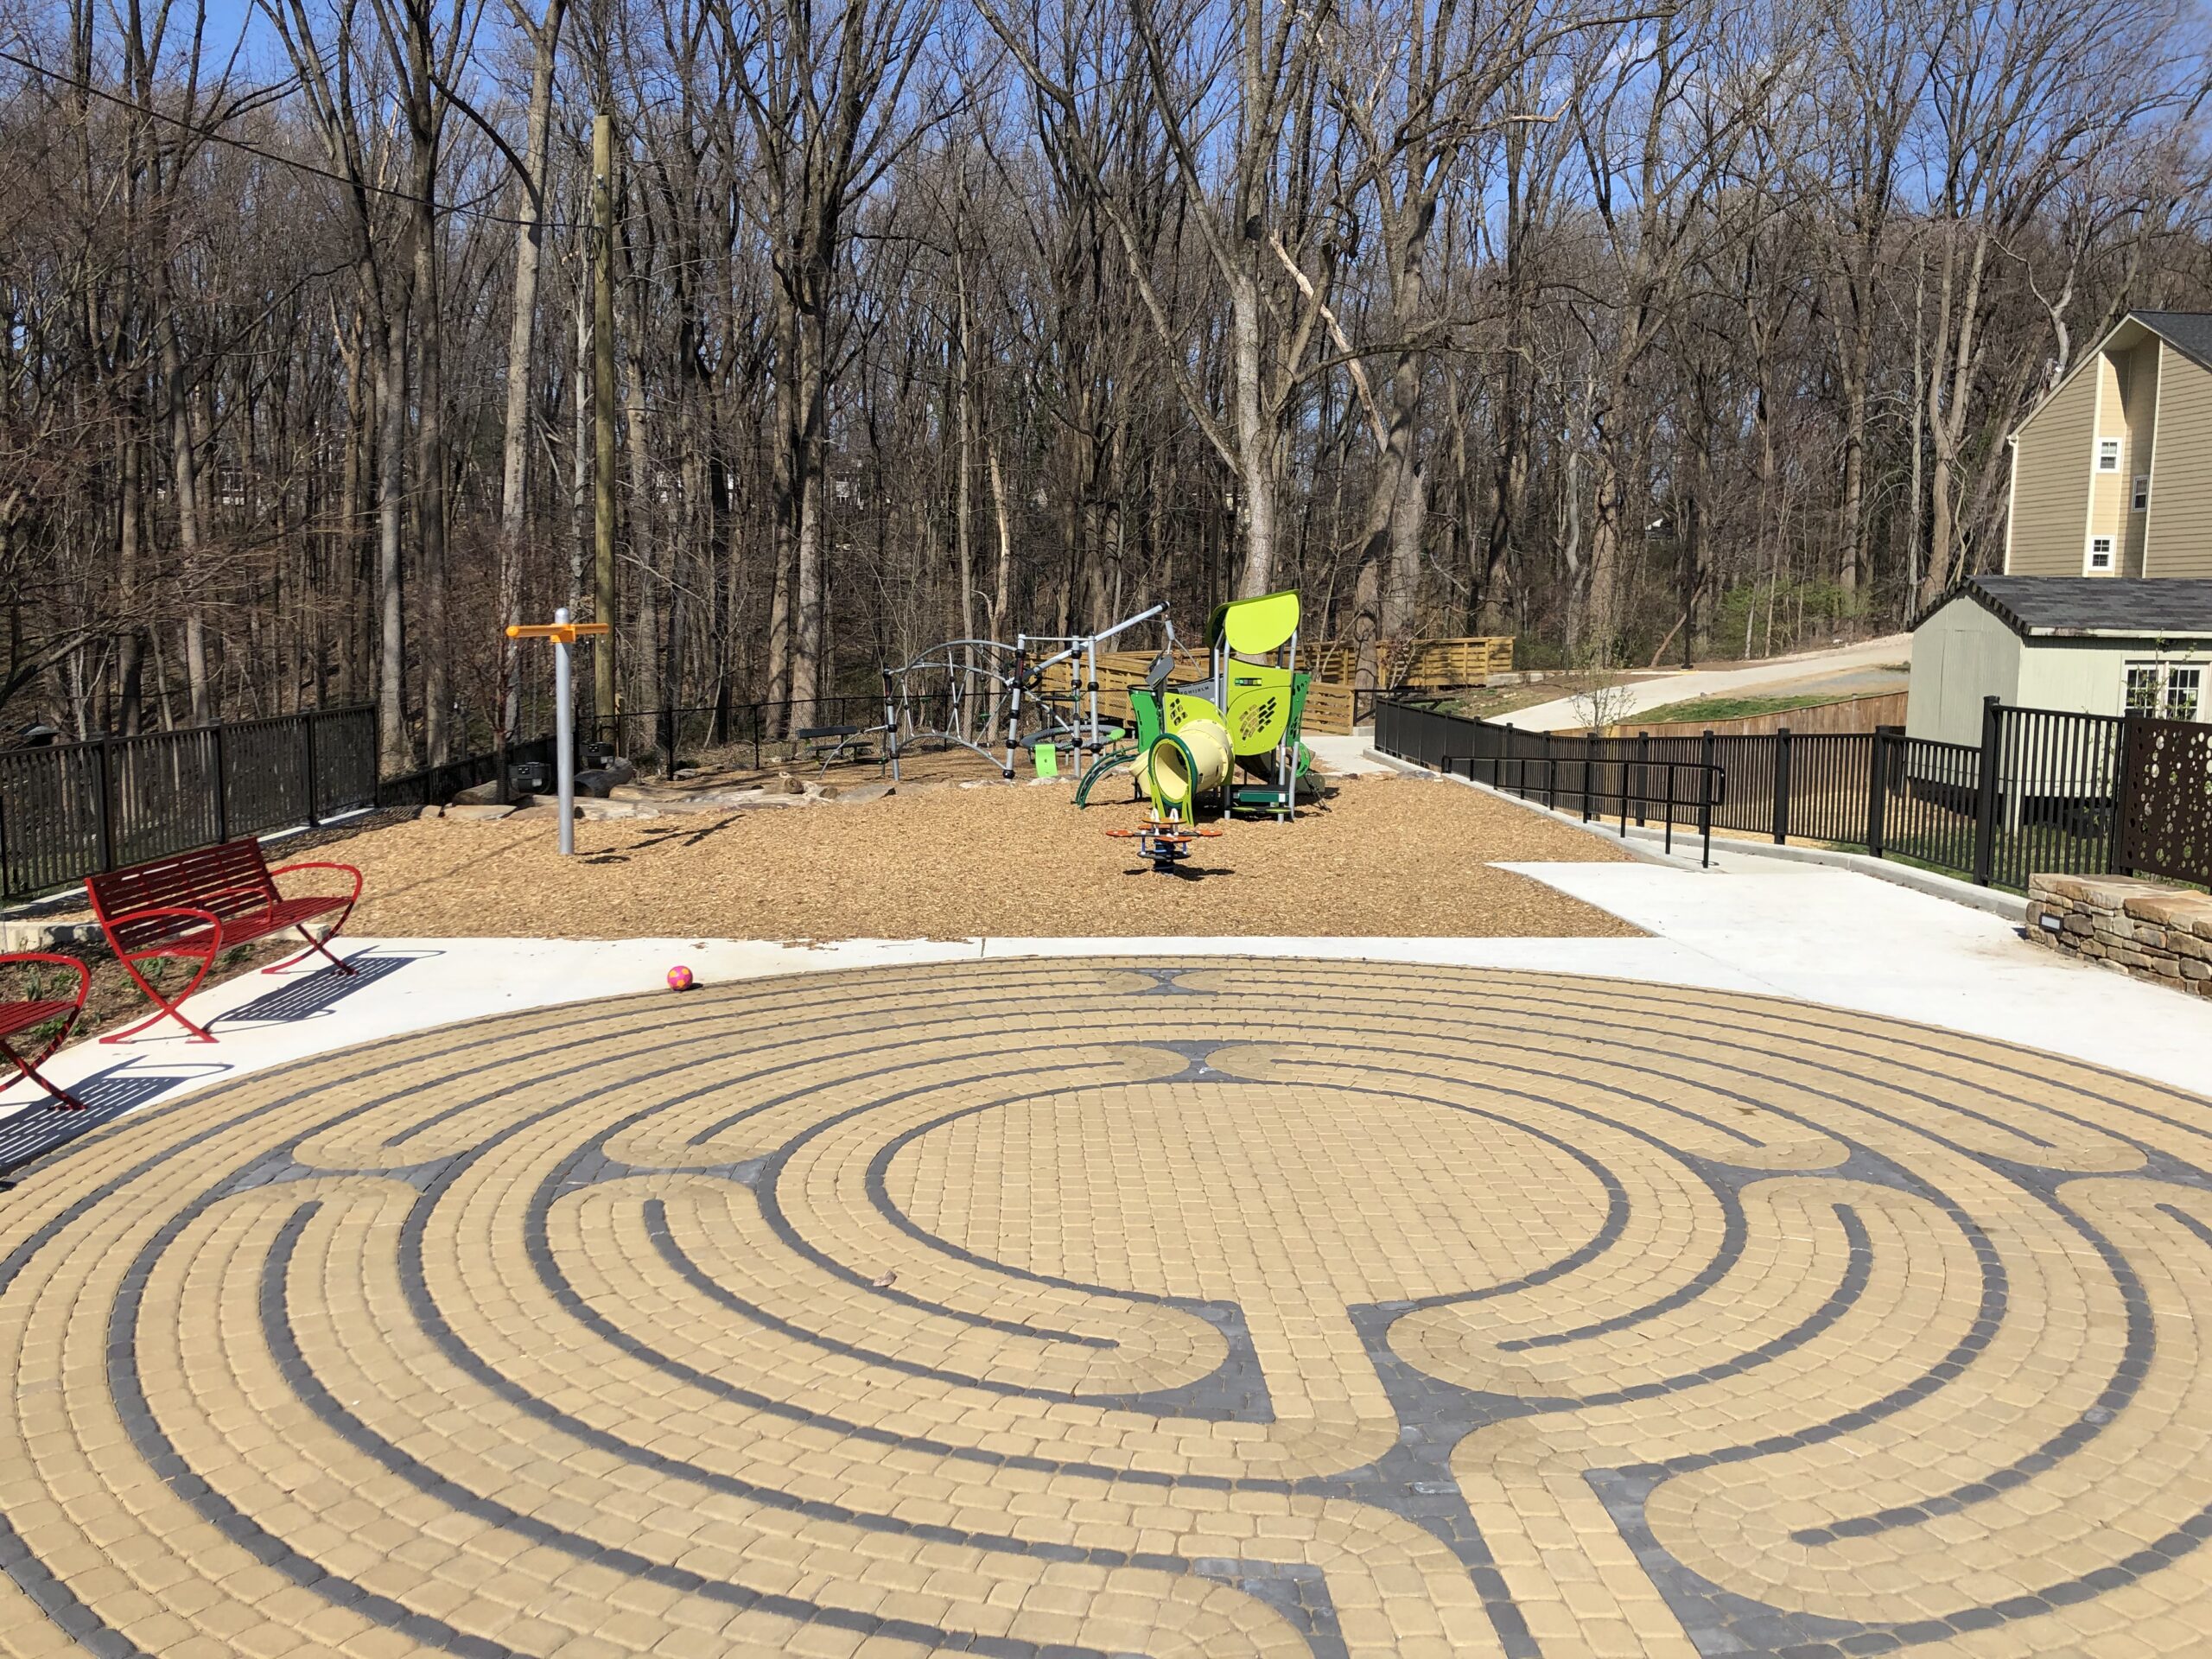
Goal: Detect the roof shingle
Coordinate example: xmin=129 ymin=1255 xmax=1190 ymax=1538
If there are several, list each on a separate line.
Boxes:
xmin=1943 ymin=576 xmax=2212 ymax=639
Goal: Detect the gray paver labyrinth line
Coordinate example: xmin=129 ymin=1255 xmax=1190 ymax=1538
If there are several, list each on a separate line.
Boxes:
xmin=1790 ymin=1175 xmax=2157 ymax=1546
xmin=260 ymin=1205 xmax=1182 ymax=1659
xmin=1338 ymin=974 xmax=2212 ymax=1149
xmin=414 ymin=1120 xmax=1292 ymax=1535
xmin=108 ymin=1192 xmax=533 ymax=1659
xmin=389 ymin=976 xmax=1156 ymax=1149
xmin=678 ymin=982 xmax=1233 ymax=1146
xmin=855 ymin=1069 xmax=1632 ymax=1313
xmin=1497 ymin=1176 xmax=1746 ymax=1352
xmin=644 ymin=1200 xmax=1262 ymax=1418
xmin=614 ymin=1044 xmax=1907 ymax=1654
xmin=1295 ymin=1007 xmax=2063 ymax=1154
xmin=1761 ymin=1319 xmax=2212 ymax=1655
xmin=14 ymin=957 xmax=2212 ymax=1659
xmin=556 ymin=1053 xmax=1134 ymax=1344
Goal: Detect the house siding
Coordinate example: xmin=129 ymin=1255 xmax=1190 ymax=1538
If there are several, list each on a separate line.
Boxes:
xmin=2121 ymin=340 xmax=2159 ymax=574
xmin=2146 ymin=342 xmax=2212 ymax=577
xmin=2087 ymin=353 xmax=2130 ymax=567
xmin=2006 ymin=358 xmax=2098 ymax=575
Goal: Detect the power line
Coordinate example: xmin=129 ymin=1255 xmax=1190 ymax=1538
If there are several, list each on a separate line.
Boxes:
xmin=0 ymin=44 xmax=579 ymax=231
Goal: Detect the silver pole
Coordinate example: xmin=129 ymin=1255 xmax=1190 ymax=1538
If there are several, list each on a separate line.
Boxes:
xmin=554 ymin=606 xmax=576 ymax=856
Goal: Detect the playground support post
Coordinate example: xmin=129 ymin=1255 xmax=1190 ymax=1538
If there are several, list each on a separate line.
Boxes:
xmin=554 ymin=608 xmax=578 ymax=855
xmin=507 ymin=607 xmax=610 ymax=856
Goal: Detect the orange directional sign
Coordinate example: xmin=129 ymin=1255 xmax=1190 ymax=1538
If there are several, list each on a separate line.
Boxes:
xmin=507 ymin=620 xmax=613 ymax=643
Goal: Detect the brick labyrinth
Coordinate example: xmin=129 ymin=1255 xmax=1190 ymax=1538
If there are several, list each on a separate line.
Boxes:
xmin=3 ymin=959 xmax=2212 ymax=1658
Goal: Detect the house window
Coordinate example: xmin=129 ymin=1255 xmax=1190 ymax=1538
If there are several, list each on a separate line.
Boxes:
xmin=2098 ymin=437 xmax=2121 ymax=471
xmin=2125 ymin=662 xmax=2205 ymax=721
xmin=2171 ymin=666 xmax=2203 ymax=721
xmin=2133 ymin=475 xmax=2150 ymax=511
xmin=2087 ymin=536 xmax=2114 ymax=572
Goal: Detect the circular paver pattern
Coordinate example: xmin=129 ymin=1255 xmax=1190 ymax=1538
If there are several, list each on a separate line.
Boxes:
xmin=3 ymin=958 xmax=2212 ymax=1659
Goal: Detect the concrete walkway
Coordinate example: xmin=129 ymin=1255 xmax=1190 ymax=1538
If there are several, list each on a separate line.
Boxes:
xmin=1496 ymin=632 xmax=1911 ymax=729
xmin=6 ymin=849 xmax=2204 ymax=1148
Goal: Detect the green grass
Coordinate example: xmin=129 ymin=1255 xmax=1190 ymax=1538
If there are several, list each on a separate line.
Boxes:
xmin=1635 ymin=691 xmax=1856 ymax=725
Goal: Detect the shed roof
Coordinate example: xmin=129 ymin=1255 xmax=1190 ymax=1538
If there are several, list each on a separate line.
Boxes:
xmin=1919 ymin=576 xmax=2212 ymax=640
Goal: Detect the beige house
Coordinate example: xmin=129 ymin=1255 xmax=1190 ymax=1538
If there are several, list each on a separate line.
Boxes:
xmin=2005 ymin=310 xmax=2212 ymax=579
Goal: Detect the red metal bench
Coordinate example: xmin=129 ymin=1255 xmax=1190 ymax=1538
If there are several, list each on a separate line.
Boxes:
xmin=86 ymin=840 xmax=362 ymax=1044
xmin=0 ymin=952 xmax=92 ymax=1110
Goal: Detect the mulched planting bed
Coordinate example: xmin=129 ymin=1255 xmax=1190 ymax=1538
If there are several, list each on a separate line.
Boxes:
xmin=337 ymin=772 xmax=1640 ymax=940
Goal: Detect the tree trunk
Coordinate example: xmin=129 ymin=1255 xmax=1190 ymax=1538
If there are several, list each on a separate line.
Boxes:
xmin=1228 ymin=268 xmax=1276 ymax=597
xmin=375 ymin=306 xmax=411 ymax=774
xmin=497 ymin=0 xmax=567 ymax=745
xmin=414 ymin=207 xmax=451 ymax=765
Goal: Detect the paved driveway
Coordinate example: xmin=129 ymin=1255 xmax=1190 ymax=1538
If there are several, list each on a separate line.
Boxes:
xmin=4 ymin=957 xmax=2209 ymax=1657
xmin=1497 ymin=636 xmax=1912 ymax=731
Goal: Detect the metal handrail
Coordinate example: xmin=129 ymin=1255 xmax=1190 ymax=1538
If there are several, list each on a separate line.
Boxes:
xmin=1445 ymin=750 xmax=1723 ymax=868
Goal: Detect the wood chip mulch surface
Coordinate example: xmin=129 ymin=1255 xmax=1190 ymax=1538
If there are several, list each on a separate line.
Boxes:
xmin=340 ymin=773 xmax=1639 ymax=941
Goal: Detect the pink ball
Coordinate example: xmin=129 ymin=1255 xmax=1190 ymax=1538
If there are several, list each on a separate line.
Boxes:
xmin=666 ymin=965 xmax=696 ymax=992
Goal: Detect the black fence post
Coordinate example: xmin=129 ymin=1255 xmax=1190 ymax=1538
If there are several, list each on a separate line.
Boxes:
xmin=1636 ymin=734 xmax=1649 ymax=827
xmin=1543 ymin=731 xmax=1556 ymax=808
xmin=1866 ymin=727 xmax=1893 ymax=860
xmin=2110 ymin=712 xmax=2139 ymax=875
xmin=301 ymin=714 xmax=321 ymax=827
xmin=1971 ymin=694 xmax=2002 ymax=887
xmin=209 ymin=723 xmax=230 ymax=845
xmin=1771 ymin=727 xmax=1791 ymax=843
xmin=95 ymin=736 xmax=117 ymax=872
xmin=1699 ymin=763 xmax=1714 ymax=868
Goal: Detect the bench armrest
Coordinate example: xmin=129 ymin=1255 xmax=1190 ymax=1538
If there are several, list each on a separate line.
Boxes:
xmin=99 ymin=906 xmax=226 ymax=957
xmin=267 ymin=861 xmax=365 ymax=904
xmin=0 ymin=951 xmax=91 ymax=1006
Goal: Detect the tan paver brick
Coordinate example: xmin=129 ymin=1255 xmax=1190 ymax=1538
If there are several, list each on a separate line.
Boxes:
xmin=3 ymin=959 xmax=2210 ymax=1656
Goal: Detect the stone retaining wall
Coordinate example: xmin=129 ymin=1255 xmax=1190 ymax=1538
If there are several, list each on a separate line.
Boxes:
xmin=2025 ymin=873 xmax=2212 ymax=997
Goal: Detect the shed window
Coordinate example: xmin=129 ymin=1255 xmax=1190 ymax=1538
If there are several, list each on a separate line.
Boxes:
xmin=2087 ymin=537 xmax=2114 ymax=572
xmin=2133 ymin=474 xmax=2150 ymax=511
xmin=2098 ymin=438 xmax=2121 ymax=471
xmin=2126 ymin=662 xmax=2204 ymax=721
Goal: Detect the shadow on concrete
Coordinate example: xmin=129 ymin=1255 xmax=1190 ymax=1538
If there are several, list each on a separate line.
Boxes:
xmin=0 ymin=1058 xmax=232 ymax=1180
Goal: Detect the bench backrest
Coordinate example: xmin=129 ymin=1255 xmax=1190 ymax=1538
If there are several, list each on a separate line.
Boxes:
xmin=86 ymin=840 xmax=277 ymax=950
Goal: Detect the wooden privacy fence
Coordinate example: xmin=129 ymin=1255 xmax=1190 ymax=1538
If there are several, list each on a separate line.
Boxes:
xmin=1306 ymin=637 xmax=1514 ymax=688
xmin=1033 ymin=652 xmax=1356 ymax=734
xmin=1591 ymin=690 xmax=1909 ymax=739
xmin=2118 ymin=715 xmax=2212 ymax=888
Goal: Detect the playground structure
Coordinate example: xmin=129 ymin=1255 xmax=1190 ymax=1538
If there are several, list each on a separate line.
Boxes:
xmin=1078 ymin=588 xmax=1314 ymax=825
xmin=878 ymin=604 xmax=1177 ymax=783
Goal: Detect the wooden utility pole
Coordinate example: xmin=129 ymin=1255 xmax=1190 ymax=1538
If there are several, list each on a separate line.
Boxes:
xmin=590 ymin=112 xmax=619 ymax=740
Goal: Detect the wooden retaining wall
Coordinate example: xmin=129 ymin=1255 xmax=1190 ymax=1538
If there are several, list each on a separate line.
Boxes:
xmin=1033 ymin=651 xmax=1356 ymax=735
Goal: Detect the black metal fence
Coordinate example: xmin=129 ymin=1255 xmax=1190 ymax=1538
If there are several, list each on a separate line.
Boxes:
xmin=0 ymin=693 xmax=954 ymax=900
xmin=0 ymin=708 xmax=380 ymax=899
xmin=589 ymin=690 xmax=974 ymax=779
xmin=1376 ymin=696 xmax=2182 ymax=893
xmin=1379 ymin=701 xmax=1725 ymax=865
